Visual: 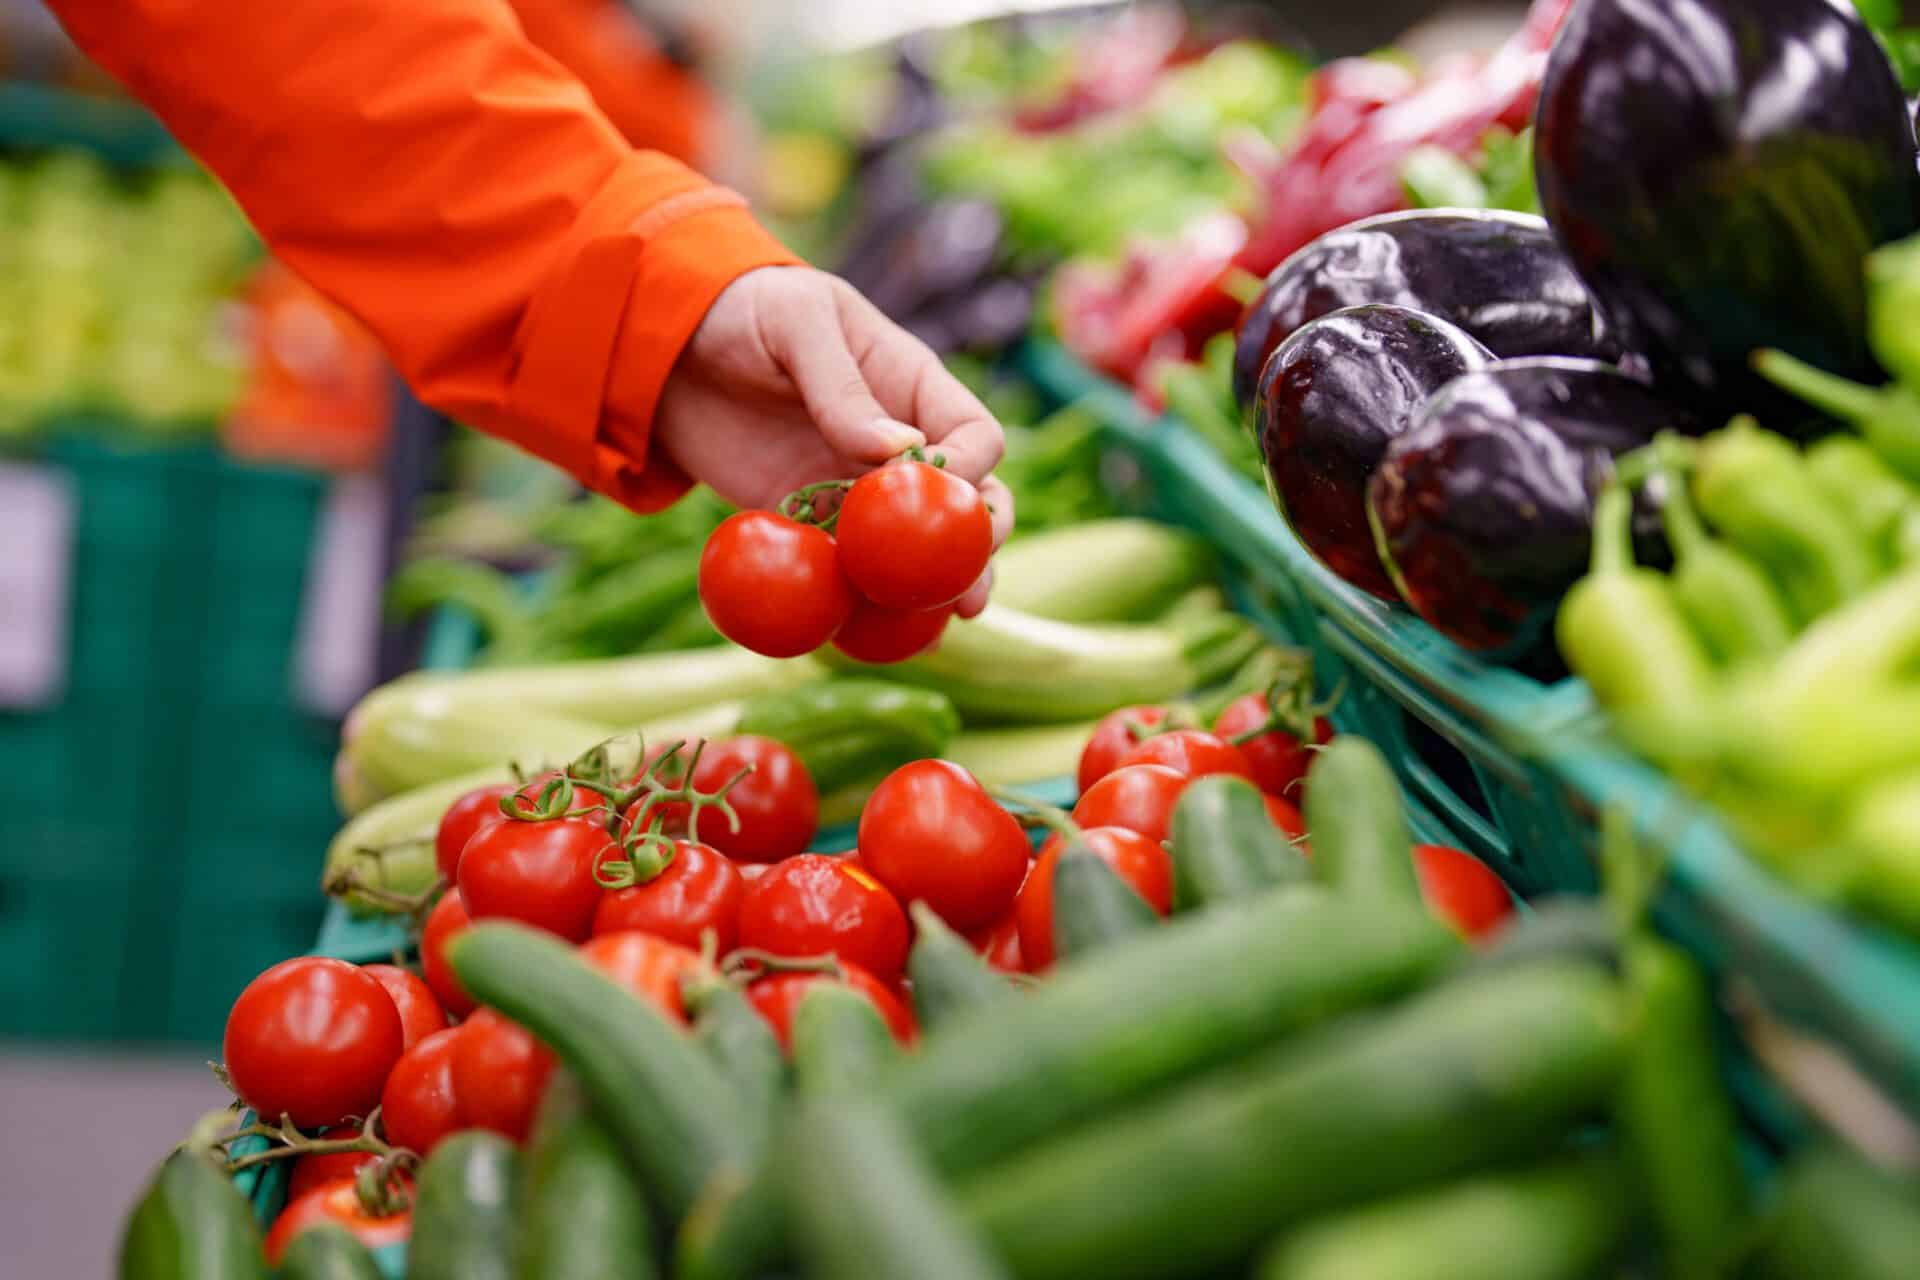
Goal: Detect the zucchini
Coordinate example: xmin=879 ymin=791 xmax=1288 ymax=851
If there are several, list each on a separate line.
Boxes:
xmin=944 ymin=721 xmax=1102 ymax=787
xmin=118 ymin=1151 xmax=266 ymax=1280
xmin=1171 ymin=775 xmax=1311 ymax=911
xmin=516 ymin=1080 xmax=657 ymax=1280
xmin=886 ymin=887 xmax=1461 ymax=1175
xmin=1303 ymin=739 xmax=1421 ymax=902
xmin=409 ymin=1131 xmax=521 ymax=1280
xmin=792 ymin=982 xmax=901 ymax=1096
xmin=735 ymin=679 xmax=960 ymax=794
xmin=1053 ymin=850 xmax=1158 ymax=960
xmin=683 ymin=973 xmax=786 ymax=1154
xmin=990 ymin=519 xmax=1212 ymax=623
xmin=781 ymin=1098 xmax=1011 ymax=1280
xmin=274 ymin=1226 xmax=382 ymax=1280
xmin=907 ymin=902 xmax=1014 ymax=1029
xmin=1752 ymin=1146 xmax=1920 ymax=1280
xmin=958 ymin=962 xmax=1629 ymax=1280
xmin=323 ymin=769 xmax=504 ymax=908
xmin=447 ymin=924 xmax=754 ymax=1221
xmin=1256 ymin=1155 xmax=1631 ymax=1280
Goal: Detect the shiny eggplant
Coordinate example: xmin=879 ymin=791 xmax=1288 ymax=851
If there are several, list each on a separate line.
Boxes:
xmin=1369 ymin=358 xmax=1695 ymax=659
xmin=1232 ymin=209 xmax=1620 ymax=411
xmin=1534 ymin=0 xmax=1920 ymax=418
xmin=1256 ymin=304 xmax=1492 ymax=598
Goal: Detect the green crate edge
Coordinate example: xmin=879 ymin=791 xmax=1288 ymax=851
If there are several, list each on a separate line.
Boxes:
xmin=1017 ymin=337 xmax=1920 ymax=1125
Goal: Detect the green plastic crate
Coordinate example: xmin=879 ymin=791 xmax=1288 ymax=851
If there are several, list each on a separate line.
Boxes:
xmin=1019 ymin=338 xmax=1920 ymax=1130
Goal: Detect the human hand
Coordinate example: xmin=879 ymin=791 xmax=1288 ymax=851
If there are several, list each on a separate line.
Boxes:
xmin=653 ymin=265 xmax=1014 ymax=616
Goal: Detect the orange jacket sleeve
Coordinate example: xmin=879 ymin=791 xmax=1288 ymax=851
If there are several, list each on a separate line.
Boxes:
xmin=508 ymin=0 xmax=712 ymax=164
xmin=46 ymin=0 xmax=799 ymax=510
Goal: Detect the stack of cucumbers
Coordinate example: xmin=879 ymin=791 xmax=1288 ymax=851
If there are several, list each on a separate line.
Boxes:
xmin=124 ymin=741 xmax=1920 ymax=1279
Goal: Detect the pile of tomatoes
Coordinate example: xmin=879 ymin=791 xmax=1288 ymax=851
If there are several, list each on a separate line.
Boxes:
xmin=697 ymin=457 xmax=994 ymax=663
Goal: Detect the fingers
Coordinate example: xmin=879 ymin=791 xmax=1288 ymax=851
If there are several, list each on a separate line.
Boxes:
xmin=836 ymin=285 xmax=1006 ymax=484
xmin=953 ymin=476 xmax=1014 ymax=619
xmin=955 ymin=564 xmax=994 ymax=619
xmin=775 ymin=288 xmax=926 ymax=464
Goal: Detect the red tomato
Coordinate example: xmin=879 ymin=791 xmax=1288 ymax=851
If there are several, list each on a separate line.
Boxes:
xmin=834 ymin=460 xmax=994 ymax=610
xmin=224 ymin=958 xmax=405 ymax=1129
xmin=1071 ymin=764 xmax=1190 ymax=846
xmin=1077 ymin=705 xmax=1171 ymax=792
xmin=1118 ymin=729 xmax=1256 ymax=783
xmin=683 ymin=736 xmax=819 ymax=864
xmin=968 ymin=913 xmax=1025 ymax=974
xmin=698 ymin=511 xmax=855 ymax=657
xmin=856 ymin=760 xmax=1030 ymax=932
xmin=433 ymin=783 xmax=515 ymax=885
xmin=592 ymin=839 xmax=744 ymax=953
xmin=419 ymin=891 xmax=476 ymax=1019
xmin=1016 ymin=828 xmax=1174 ymax=972
xmin=265 ymin=1179 xmax=411 ymax=1265
xmin=737 ymin=854 xmax=910 ymax=981
xmin=457 ymin=815 xmax=613 ymax=942
xmin=1413 ymin=844 xmax=1515 ymax=941
xmin=379 ymin=1026 xmax=463 ymax=1155
xmin=1212 ymin=695 xmax=1334 ymax=799
xmin=744 ymin=966 xmax=916 ymax=1051
xmin=577 ymin=931 xmax=698 ymax=1022
xmin=450 ymin=1009 xmax=554 ymax=1144
xmin=361 ymin=965 xmax=447 ymax=1051
xmin=286 ymin=1130 xmax=376 ymax=1203
xmin=832 ymin=598 xmax=952 ymax=664
xmin=739 ymin=863 xmax=771 ymax=881
xmin=1264 ymin=793 xmax=1308 ymax=841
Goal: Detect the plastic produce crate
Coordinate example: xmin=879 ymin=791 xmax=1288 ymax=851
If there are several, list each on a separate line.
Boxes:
xmin=1018 ymin=338 xmax=1920 ymax=1132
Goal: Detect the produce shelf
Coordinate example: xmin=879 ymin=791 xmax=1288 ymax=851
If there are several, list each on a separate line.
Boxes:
xmin=1020 ymin=337 xmax=1920 ymax=1134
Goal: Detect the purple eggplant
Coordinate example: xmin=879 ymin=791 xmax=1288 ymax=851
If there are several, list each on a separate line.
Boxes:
xmin=1256 ymin=304 xmax=1492 ymax=599
xmin=1232 ymin=209 xmax=1621 ymax=412
xmin=1534 ymin=0 xmax=1920 ymax=418
xmin=1368 ymin=357 xmax=1694 ymax=660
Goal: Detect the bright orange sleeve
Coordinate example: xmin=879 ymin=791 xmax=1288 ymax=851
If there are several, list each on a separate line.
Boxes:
xmin=45 ymin=0 xmax=799 ymax=510
xmin=508 ymin=0 xmax=713 ymax=164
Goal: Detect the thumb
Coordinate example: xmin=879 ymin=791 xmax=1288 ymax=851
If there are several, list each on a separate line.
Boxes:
xmin=777 ymin=290 xmax=925 ymax=464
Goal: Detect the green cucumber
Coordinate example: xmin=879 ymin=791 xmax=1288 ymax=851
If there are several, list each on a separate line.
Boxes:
xmin=1753 ymin=1147 xmax=1920 ymax=1280
xmin=118 ymin=1151 xmax=266 ymax=1280
xmin=907 ymin=902 xmax=1014 ymax=1028
xmin=958 ymin=962 xmax=1629 ymax=1280
xmin=782 ymin=1098 xmax=1011 ymax=1280
xmin=447 ymin=924 xmax=754 ymax=1221
xmin=1171 ymin=775 xmax=1310 ymax=911
xmin=1303 ymin=739 xmax=1421 ymax=902
xmin=886 ymin=887 xmax=1461 ymax=1175
xmin=683 ymin=973 xmax=786 ymax=1154
xmin=274 ymin=1225 xmax=381 ymax=1280
xmin=516 ymin=1081 xmax=657 ymax=1280
xmin=1457 ymin=899 xmax=1621 ymax=978
xmin=672 ymin=1171 xmax=784 ymax=1280
xmin=792 ymin=981 xmax=900 ymax=1096
xmin=409 ymin=1131 xmax=521 ymax=1280
xmin=1053 ymin=850 xmax=1158 ymax=960
xmin=1256 ymin=1155 xmax=1632 ymax=1280
xmin=1616 ymin=937 xmax=1747 ymax=1278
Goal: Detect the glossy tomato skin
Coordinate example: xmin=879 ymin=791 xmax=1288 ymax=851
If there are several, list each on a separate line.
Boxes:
xmin=968 ymin=913 xmax=1026 ymax=974
xmin=737 ymin=854 xmax=910 ymax=982
xmin=1264 ymin=793 xmax=1308 ymax=842
xmin=1212 ymin=696 xmax=1334 ymax=799
xmin=1413 ymin=844 xmax=1515 ymax=941
xmin=433 ymin=783 xmax=516 ymax=885
xmin=450 ymin=1009 xmax=554 ymax=1144
xmin=686 ymin=736 xmax=818 ymax=864
xmin=1016 ymin=828 xmax=1174 ymax=972
xmin=287 ymin=1130 xmax=376 ymax=1203
xmin=592 ymin=839 xmax=744 ymax=953
xmin=856 ymin=760 xmax=1030 ymax=932
xmin=1071 ymin=764 xmax=1190 ymax=846
xmin=576 ymin=931 xmax=698 ymax=1023
xmin=265 ymin=1179 xmax=412 ymax=1265
xmin=1118 ymin=729 xmax=1257 ymax=784
xmin=419 ymin=891 xmax=476 ymax=1019
xmin=699 ymin=511 xmax=855 ymax=658
xmin=224 ymin=958 xmax=406 ymax=1129
xmin=380 ymin=1026 xmax=464 ymax=1155
xmin=362 ymin=964 xmax=447 ymax=1051
xmin=1076 ymin=705 xmax=1170 ymax=792
xmin=835 ymin=460 xmax=994 ymax=610
xmin=457 ymin=815 xmax=613 ymax=942
xmin=745 ymin=966 xmax=916 ymax=1051
xmin=832 ymin=599 xmax=953 ymax=664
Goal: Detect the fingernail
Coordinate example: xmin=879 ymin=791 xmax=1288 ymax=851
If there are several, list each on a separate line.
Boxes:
xmin=876 ymin=419 xmax=925 ymax=454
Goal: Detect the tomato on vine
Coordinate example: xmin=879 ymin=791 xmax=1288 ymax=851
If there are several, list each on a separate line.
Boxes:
xmin=1071 ymin=763 xmax=1190 ymax=846
xmin=1413 ymin=844 xmax=1514 ymax=941
xmin=450 ymin=1009 xmax=554 ymax=1145
xmin=362 ymin=964 xmax=447 ymax=1051
xmin=1265 ymin=793 xmax=1308 ymax=841
xmin=223 ymin=957 xmax=406 ymax=1129
xmin=577 ymin=931 xmax=699 ymax=1023
xmin=832 ymin=598 xmax=953 ymax=664
xmin=856 ymin=759 xmax=1030 ymax=932
xmin=380 ymin=1026 xmax=464 ymax=1156
xmin=457 ymin=815 xmax=613 ymax=942
xmin=698 ymin=510 xmax=854 ymax=657
xmin=744 ymin=966 xmax=917 ymax=1051
xmin=1016 ymin=827 xmax=1173 ymax=972
xmin=592 ymin=838 xmax=744 ymax=953
xmin=834 ymin=458 xmax=994 ymax=610
xmin=968 ymin=912 xmax=1026 ymax=974
xmin=264 ymin=1178 xmax=412 ymax=1265
xmin=287 ymin=1131 xmax=377 ymax=1203
xmin=737 ymin=854 xmax=910 ymax=982
xmin=1213 ymin=693 xmax=1334 ymax=799
xmin=1077 ymin=705 xmax=1171 ymax=792
xmin=1118 ymin=729 xmax=1257 ymax=783
xmin=419 ymin=891 xmax=476 ymax=1019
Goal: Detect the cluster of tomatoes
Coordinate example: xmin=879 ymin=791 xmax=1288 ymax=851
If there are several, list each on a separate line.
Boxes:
xmin=697 ymin=457 xmax=994 ymax=663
